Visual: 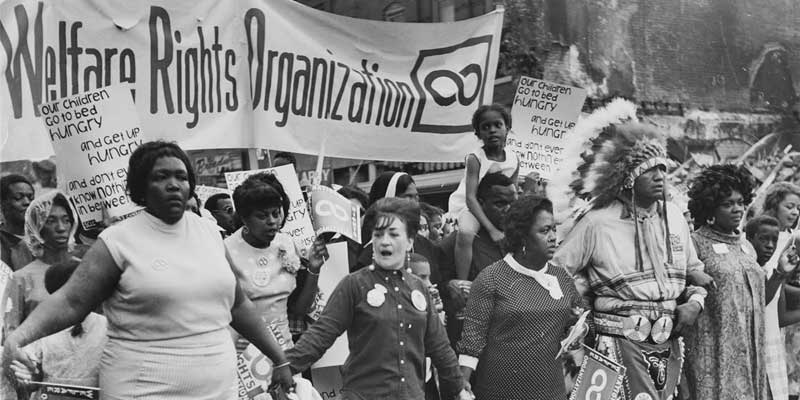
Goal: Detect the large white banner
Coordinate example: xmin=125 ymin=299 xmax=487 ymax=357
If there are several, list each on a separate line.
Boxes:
xmin=0 ymin=0 xmax=503 ymax=162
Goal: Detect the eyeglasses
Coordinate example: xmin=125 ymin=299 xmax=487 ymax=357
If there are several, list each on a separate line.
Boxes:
xmin=419 ymin=224 xmax=429 ymax=231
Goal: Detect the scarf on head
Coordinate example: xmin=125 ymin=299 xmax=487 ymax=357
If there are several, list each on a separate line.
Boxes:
xmin=24 ymin=190 xmax=77 ymax=258
xmin=384 ymin=172 xmax=408 ymax=198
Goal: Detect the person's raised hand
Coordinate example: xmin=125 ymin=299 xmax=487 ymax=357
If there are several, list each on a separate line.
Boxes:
xmin=307 ymin=236 xmax=329 ymax=273
xmin=778 ymin=241 xmax=800 ymax=276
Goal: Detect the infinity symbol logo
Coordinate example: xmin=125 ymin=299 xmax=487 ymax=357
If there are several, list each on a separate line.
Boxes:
xmin=410 ymin=35 xmax=494 ymax=134
xmin=423 ymin=63 xmax=483 ymax=107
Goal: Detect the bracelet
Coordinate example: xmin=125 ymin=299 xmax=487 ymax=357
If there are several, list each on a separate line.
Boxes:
xmin=274 ymin=361 xmax=291 ymax=369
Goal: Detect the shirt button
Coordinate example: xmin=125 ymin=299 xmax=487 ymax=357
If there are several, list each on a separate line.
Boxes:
xmin=385 ymin=277 xmax=389 ymax=281
xmin=408 ymin=324 xmax=412 ymax=328
xmin=394 ymin=287 xmax=399 ymax=292
xmin=398 ymin=304 xmax=403 ymax=309
xmin=400 ymin=341 xmax=404 ymax=346
xmin=400 ymin=322 xmax=404 ymax=328
xmin=401 ymin=377 xmax=406 ymax=382
xmin=400 ymin=360 xmax=405 ymax=364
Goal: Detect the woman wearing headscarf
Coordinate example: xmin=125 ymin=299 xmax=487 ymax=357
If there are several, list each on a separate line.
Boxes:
xmin=458 ymin=196 xmax=583 ymax=400
xmin=6 ymin=191 xmax=78 ymax=332
xmin=3 ymin=141 xmax=294 ymax=399
xmin=286 ymin=198 xmax=469 ymax=400
xmin=226 ymin=172 xmax=328 ymax=351
xmin=684 ymin=164 xmax=769 ymax=400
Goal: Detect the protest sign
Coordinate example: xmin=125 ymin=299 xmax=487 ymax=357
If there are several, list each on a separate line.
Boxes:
xmin=39 ymin=86 xmax=143 ymax=230
xmin=236 ymin=343 xmax=272 ymax=400
xmin=194 ymin=185 xmax=232 ymax=207
xmin=310 ymin=186 xmax=361 ymax=243
xmin=311 ymin=366 xmax=344 ymax=400
xmin=308 ymin=242 xmax=350 ymax=363
xmin=307 ymin=242 xmax=349 ymax=400
xmin=225 ymin=165 xmax=314 ymax=257
xmin=0 ymin=263 xmax=13 ymax=344
xmin=30 ymin=382 xmax=99 ymax=399
xmin=569 ymin=346 xmax=626 ymax=400
xmin=1 ymin=0 xmax=502 ymax=163
xmin=235 ymin=319 xmax=294 ymax=400
xmin=506 ymin=77 xmax=587 ymax=179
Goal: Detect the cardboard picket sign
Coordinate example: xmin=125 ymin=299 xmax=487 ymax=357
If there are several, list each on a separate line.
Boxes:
xmin=569 ymin=346 xmax=626 ymax=400
xmin=308 ymin=242 xmax=350 ymax=400
xmin=235 ymin=319 xmax=293 ymax=400
xmin=0 ymin=262 xmax=14 ymax=345
xmin=310 ymin=185 xmax=362 ymax=243
xmin=225 ymin=165 xmax=314 ymax=257
xmin=39 ymin=85 xmax=144 ymax=230
xmin=506 ymin=77 xmax=587 ymax=180
xmin=236 ymin=343 xmax=275 ymax=400
xmin=310 ymin=366 xmax=344 ymax=400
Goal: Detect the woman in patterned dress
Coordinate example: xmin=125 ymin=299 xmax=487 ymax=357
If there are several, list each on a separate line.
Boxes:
xmin=458 ymin=195 xmax=584 ymax=400
xmin=684 ymin=164 xmax=768 ymax=400
xmin=225 ymin=172 xmax=328 ymax=352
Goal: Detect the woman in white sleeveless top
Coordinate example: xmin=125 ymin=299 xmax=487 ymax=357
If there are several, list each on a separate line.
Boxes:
xmin=2 ymin=141 xmax=294 ymax=399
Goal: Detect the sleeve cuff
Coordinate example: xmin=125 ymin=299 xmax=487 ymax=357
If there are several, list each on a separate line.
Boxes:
xmin=458 ymin=354 xmax=478 ymax=370
xmin=688 ymin=293 xmax=705 ymax=310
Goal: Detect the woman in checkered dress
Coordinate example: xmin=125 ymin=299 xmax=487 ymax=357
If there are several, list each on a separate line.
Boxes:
xmin=458 ymin=196 xmax=584 ymax=400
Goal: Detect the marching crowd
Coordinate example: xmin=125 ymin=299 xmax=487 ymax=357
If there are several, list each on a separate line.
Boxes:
xmin=0 ymin=103 xmax=799 ymax=400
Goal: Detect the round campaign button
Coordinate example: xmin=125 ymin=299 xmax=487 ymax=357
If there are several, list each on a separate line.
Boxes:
xmin=367 ymin=288 xmax=385 ymax=307
xmin=253 ymin=268 xmax=271 ymax=287
xmin=411 ymin=290 xmax=427 ymax=311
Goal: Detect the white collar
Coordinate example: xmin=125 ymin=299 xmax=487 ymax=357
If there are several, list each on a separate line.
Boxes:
xmin=503 ymin=254 xmax=563 ymax=299
xmin=504 ymin=253 xmax=549 ymax=277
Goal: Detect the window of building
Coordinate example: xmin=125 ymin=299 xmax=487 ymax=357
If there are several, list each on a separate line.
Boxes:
xmin=383 ymin=2 xmax=406 ymax=22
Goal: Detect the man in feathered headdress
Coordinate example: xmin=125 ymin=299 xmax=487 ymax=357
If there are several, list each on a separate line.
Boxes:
xmin=553 ymin=123 xmax=710 ymax=400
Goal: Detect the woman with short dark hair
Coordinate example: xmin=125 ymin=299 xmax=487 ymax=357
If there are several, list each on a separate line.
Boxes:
xmin=3 ymin=141 xmax=294 ymax=399
xmin=287 ymin=197 xmax=468 ymax=400
xmin=226 ymin=172 xmax=328 ymax=351
xmin=458 ymin=195 xmax=583 ymax=400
